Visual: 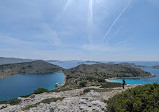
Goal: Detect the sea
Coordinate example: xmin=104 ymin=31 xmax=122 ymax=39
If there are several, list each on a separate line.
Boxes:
xmin=0 ymin=73 xmax=64 ymax=101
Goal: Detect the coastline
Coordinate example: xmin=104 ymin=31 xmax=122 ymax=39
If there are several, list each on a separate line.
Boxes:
xmin=105 ymin=73 xmax=156 ymax=83
xmin=60 ymin=72 xmax=66 ymax=87
xmin=54 ymin=71 xmax=66 ymax=90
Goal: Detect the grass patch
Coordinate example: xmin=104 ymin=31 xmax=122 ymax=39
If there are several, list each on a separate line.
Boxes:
xmin=50 ymin=87 xmax=73 ymax=93
xmin=84 ymin=88 xmax=114 ymax=93
xmin=21 ymin=88 xmax=48 ymax=98
xmin=0 ymin=101 xmax=9 ymax=105
xmin=41 ymin=97 xmax=65 ymax=104
xmin=92 ymin=88 xmax=113 ymax=92
xmin=100 ymin=82 xmax=121 ymax=88
xmin=21 ymin=94 xmax=33 ymax=98
xmin=34 ymin=88 xmax=48 ymax=94
xmin=0 ymin=98 xmax=22 ymax=105
xmin=9 ymin=98 xmax=22 ymax=105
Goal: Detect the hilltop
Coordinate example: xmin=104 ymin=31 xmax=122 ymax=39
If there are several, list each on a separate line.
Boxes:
xmin=0 ymin=60 xmax=64 ymax=79
xmin=56 ymin=63 xmax=152 ymax=91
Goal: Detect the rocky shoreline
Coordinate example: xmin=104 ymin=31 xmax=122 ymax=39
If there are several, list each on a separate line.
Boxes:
xmin=0 ymin=85 xmax=139 ymax=112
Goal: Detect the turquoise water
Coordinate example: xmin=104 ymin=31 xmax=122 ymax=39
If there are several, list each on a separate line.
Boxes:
xmin=109 ymin=68 xmax=159 ymax=85
xmin=0 ymin=73 xmax=64 ymax=101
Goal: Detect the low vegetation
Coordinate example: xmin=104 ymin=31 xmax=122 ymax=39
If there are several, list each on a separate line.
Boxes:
xmin=100 ymin=82 xmax=121 ymax=88
xmin=34 ymin=88 xmax=48 ymax=94
xmin=0 ymin=60 xmax=63 ymax=79
xmin=84 ymin=88 xmax=116 ymax=93
xmin=54 ymin=63 xmax=150 ymax=92
xmin=79 ymin=81 xmax=87 ymax=87
xmin=83 ymin=88 xmax=91 ymax=93
xmin=107 ymin=83 xmax=159 ymax=112
xmin=22 ymin=97 xmax=65 ymax=111
xmin=9 ymin=98 xmax=22 ymax=105
xmin=0 ymin=98 xmax=22 ymax=105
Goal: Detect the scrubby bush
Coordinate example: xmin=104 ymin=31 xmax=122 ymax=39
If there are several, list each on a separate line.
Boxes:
xmin=97 ymin=78 xmax=105 ymax=82
xmin=34 ymin=88 xmax=48 ymax=94
xmin=101 ymin=82 xmax=121 ymax=88
xmin=107 ymin=83 xmax=159 ymax=112
xmin=9 ymin=98 xmax=22 ymax=105
xmin=79 ymin=81 xmax=87 ymax=87
xmin=83 ymin=88 xmax=91 ymax=93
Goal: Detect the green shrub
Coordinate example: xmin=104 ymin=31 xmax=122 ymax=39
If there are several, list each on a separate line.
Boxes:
xmin=83 ymin=88 xmax=91 ymax=93
xmin=101 ymin=82 xmax=121 ymax=88
xmin=0 ymin=101 xmax=9 ymax=105
xmin=97 ymin=78 xmax=105 ymax=82
xmin=9 ymin=98 xmax=22 ymax=105
xmin=34 ymin=88 xmax=48 ymax=94
xmin=107 ymin=83 xmax=159 ymax=112
xmin=79 ymin=81 xmax=87 ymax=87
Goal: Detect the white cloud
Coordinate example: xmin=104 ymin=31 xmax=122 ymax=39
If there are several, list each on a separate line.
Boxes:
xmin=0 ymin=35 xmax=31 ymax=46
xmin=39 ymin=24 xmax=62 ymax=47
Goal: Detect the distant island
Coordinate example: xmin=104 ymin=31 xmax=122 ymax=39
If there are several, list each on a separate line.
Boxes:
xmin=0 ymin=57 xmax=33 ymax=65
xmin=0 ymin=60 xmax=64 ymax=79
xmin=136 ymin=65 xmax=159 ymax=69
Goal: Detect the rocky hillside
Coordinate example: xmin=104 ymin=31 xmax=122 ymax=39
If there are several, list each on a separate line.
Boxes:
xmin=67 ymin=63 xmax=151 ymax=78
xmin=0 ymin=60 xmax=64 ymax=79
xmin=0 ymin=85 xmax=138 ymax=112
xmin=54 ymin=63 xmax=152 ymax=91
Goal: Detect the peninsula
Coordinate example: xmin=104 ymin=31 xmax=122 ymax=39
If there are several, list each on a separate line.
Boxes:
xmin=0 ymin=60 xmax=64 ymax=79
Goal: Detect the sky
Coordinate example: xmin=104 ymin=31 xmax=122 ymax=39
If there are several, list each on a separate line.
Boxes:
xmin=0 ymin=0 xmax=159 ymax=61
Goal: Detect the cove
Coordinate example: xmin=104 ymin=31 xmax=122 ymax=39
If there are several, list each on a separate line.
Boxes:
xmin=0 ymin=73 xmax=65 ymax=101
xmin=109 ymin=68 xmax=159 ymax=85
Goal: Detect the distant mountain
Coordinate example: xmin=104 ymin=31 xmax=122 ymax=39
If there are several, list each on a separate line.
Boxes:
xmin=0 ymin=60 xmax=64 ymax=79
xmin=152 ymin=65 xmax=159 ymax=68
xmin=47 ymin=60 xmax=101 ymax=69
xmin=0 ymin=57 xmax=33 ymax=65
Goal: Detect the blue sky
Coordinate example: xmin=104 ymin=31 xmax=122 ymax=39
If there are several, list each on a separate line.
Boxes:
xmin=0 ymin=0 xmax=159 ymax=61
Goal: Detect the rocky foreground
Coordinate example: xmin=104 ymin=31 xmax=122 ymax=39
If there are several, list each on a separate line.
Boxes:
xmin=0 ymin=85 xmax=139 ymax=112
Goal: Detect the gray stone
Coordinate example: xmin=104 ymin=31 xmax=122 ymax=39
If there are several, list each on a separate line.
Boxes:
xmin=79 ymin=105 xmax=87 ymax=110
xmin=79 ymin=99 xmax=87 ymax=104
